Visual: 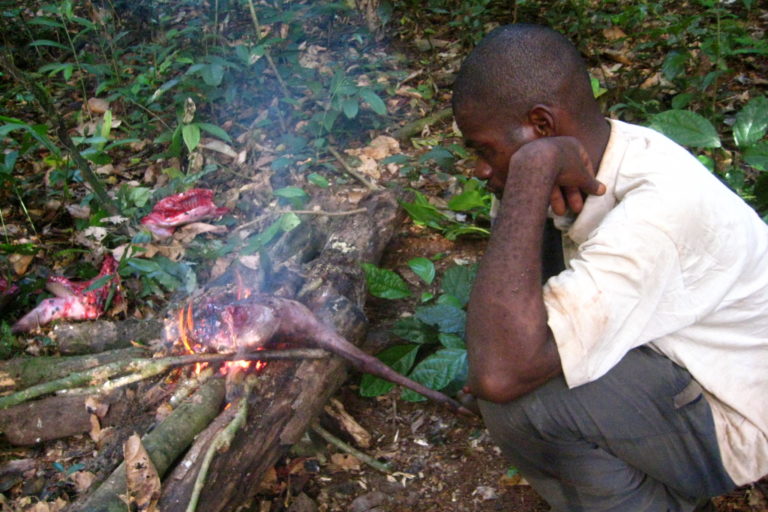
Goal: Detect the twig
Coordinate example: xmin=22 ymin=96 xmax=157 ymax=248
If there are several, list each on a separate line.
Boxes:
xmin=327 ymin=146 xmax=381 ymax=191
xmin=186 ymin=378 xmax=254 ymax=512
xmin=276 ymin=208 xmax=367 ymax=217
xmin=311 ymin=423 xmax=392 ymax=474
xmin=0 ymin=349 xmax=328 ymax=409
xmin=391 ymin=107 xmax=453 ymax=142
xmin=234 ymin=208 xmax=367 ymax=233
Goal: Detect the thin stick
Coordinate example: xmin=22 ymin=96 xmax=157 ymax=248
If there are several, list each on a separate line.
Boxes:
xmin=186 ymin=379 xmax=253 ymax=512
xmin=311 ymin=423 xmax=392 ymax=474
xmin=276 ymin=208 xmax=367 ymax=217
xmin=234 ymin=208 xmax=367 ymax=232
xmin=0 ymin=349 xmax=328 ymax=409
xmin=327 ymin=146 xmax=381 ymax=191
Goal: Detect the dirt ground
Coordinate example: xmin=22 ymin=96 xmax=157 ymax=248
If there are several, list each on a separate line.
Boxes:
xmin=254 ymin=229 xmax=768 ymax=512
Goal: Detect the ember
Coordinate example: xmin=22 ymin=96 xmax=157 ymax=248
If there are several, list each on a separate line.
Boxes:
xmin=169 ymin=290 xmax=275 ymax=374
xmin=12 ymin=255 xmax=122 ymax=333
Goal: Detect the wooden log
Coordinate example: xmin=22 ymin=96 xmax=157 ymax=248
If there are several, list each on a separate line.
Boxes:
xmin=54 ymin=318 xmax=164 ymax=355
xmin=69 ymin=378 xmax=226 ymax=512
xmin=158 ymin=190 xmax=402 ymax=511
xmin=0 ymin=389 xmax=129 ymax=446
xmin=0 ymin=347 xmax=146 ymax=394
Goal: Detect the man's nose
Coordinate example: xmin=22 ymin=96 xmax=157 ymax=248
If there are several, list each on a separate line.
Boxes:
xmin=474 ymin=158 xmax=493 ymax=180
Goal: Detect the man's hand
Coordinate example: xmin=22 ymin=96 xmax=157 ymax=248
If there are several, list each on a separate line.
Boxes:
xmin=508 ymin=136 xmax=606 ymax=216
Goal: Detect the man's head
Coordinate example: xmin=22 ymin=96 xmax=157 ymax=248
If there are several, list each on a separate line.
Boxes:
xmin=452 ymin=24 xmax=604 ymax=193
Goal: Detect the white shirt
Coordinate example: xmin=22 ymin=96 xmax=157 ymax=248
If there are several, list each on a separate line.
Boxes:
xmin=543 ymin=119 xmax=768 ymax=485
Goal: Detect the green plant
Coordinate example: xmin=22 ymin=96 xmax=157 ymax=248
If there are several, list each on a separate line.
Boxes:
xmin=360 ymin=260 xmax=477 ymax=401
xmin=649 ymin=95 xmax=768 ymax=216
xmin=400 ymin=178 xmax=492 ymax=240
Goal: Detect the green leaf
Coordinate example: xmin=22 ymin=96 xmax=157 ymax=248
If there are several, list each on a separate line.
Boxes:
xmin=279 ymin=212 xmax=301 ymax=231
xmin=197 ymin=123 xmax=232 ymax=142
xmin=201 ymin=63 xmax=225 ymax=86
xmin=391 ymin=316 xmax=439 ymax=344
xmin=273 ymin=186 xmax=308 ymax=200
xmin=415 ymin=304 xmax=466 ymax=334
xmin=408 ymin=257 xmax=435 ymax=285
xmin=441 ymin=264 xmax=477 ymax=307
xmin=359 ymin=344 xmax=420 ymax=397
xmin=308 ymin=173 xmax=329 ymax=187
xmin=650 ymin=110 xmax=721 ymax=148
xmin=744 ymin=141 xmax=768 ymax=171
xmin=733 ymin=96 xmax=768 ymax=148
xmin=83 ymin=274 xmax=114 ymax=293
xmin=401 ymin=348 xmax=467 ymax=401
xmin=362 ymin=263 xmax=411 ymax=299
xmin=29 ymin=39 xmax=70 ymax=51
xmin=125 ymin=258 xmax=161 ymax=274
xmin=448 ymin=179 xmax=490 ymax=211
xmin=590 ymin=76 xmax=607 ymax=99
xmin=181 ymin=124 xmax=201 ymax=153
xmin=358 ymin=89 xmax=387 ymax=115
xmin=438 ymin=333 xmax=465 ymax=349
xmin=661 ymin=50 xmax=689 ymax=80
xmin=342 ymin=98 xmax=359 ymax=119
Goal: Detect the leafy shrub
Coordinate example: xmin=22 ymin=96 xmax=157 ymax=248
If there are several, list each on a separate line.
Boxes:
xmin=361 ymin=259 xmax=477 ymax=401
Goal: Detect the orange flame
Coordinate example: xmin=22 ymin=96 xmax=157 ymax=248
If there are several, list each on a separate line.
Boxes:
xmin=174 ymin=298 xmax=267 ymax=376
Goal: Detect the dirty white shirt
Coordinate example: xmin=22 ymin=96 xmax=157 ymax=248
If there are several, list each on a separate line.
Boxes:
xmin=543 ymin=119 xmax=768 ymax=486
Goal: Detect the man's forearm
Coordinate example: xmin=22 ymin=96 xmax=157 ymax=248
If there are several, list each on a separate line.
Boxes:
xmin=466 ymin=144 xmax=563 ymax=403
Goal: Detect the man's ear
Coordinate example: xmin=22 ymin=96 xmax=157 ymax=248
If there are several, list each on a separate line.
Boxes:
xmin=528 ymin=105 xmax=556 ymax=137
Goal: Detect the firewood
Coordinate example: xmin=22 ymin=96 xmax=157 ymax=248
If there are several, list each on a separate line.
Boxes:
xmin=69 ymin=378 xmax=226 ymax=512
xmin=158 ymin=190 xmax=405 ymax=511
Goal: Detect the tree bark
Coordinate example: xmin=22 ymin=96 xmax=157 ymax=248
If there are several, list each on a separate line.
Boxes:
xmin=158 ymin=190 xmax=401 ymax=511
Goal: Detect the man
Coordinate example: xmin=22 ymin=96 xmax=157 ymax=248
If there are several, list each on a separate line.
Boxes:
xmin=453 ymin=24 xmax=768 ymax=511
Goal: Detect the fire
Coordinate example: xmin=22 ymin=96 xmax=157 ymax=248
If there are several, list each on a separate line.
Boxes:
xmin=172 ymin=295 xmax=268 ymax=376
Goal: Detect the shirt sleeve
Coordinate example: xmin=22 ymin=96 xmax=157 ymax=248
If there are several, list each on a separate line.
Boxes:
xmin=543 ymin=218 xmax=693 ymax=388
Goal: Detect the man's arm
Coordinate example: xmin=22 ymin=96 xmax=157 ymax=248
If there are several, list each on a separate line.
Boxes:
xmin=466 ymin=137 xmax=604 ymax=403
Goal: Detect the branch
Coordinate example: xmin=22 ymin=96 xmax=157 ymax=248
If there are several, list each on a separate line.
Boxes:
xmin=327 ymin=145 xmax=381 ymax=191
xmin=0 ymin=349 xmax=328 ymax=409
xmin=311 ymin=423 xmax=392 ymax=474
xmin=186 ymin=378 xmax=253 ymax=512
xmin=70 ymin=378 xmax=226 ymax=512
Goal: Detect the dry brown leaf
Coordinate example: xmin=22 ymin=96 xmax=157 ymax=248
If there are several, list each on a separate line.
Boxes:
xmin=360 ymin=135 xmax=400 ymax=160
xmin=602 ymin=26 xmax=627 ymax=41
xmin=9 ymin=253 xmax=33 ymax=276
xmin=70 ymin=470 xmax=96 ymax=493
xmin=640 ymin=72 xmax=662 ymax=89
xmin=603 ymin=48 xmax=632 ymax=66
xmin=201 ymin=139 xmax=238 ymax=159
xmin=124 ymin=433 xmax=161 ymax=512
xmin=174 ymin=222 xmax=228 ymax=244
xmin=330 ymin=453 xmax=361 ymax=471
xmin=87 ymin=97 xmax=110 ymax=114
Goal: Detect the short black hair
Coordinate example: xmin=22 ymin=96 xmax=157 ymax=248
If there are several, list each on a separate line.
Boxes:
xmin=452 ymin=24 xmax=594 ymax=123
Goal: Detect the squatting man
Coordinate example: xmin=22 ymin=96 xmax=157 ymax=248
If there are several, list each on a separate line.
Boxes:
xmin=453 ymin=24 xmax=768 ymax=512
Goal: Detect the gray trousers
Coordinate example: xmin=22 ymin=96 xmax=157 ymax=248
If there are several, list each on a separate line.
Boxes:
xmin=479 ymin=347 xmax=736 ymax=512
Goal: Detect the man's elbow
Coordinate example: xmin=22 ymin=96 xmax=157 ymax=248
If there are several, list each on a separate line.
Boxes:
xmin=469 ymin=373 xmax=529 ymax=404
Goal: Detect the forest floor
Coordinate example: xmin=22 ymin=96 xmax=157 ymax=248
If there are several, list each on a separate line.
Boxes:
xmin=1 ymin=2 xmax=767 ymax=511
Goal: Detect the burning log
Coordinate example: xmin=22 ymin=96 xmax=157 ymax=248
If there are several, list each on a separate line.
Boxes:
xmin=158 ymin=190 xmax=423 ymax=511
